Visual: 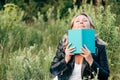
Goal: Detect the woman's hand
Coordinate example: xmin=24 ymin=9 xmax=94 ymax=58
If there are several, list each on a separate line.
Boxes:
xmin=65 ymin=43 xmax=75 ymax=64
xmin=80 ymin=45 xmax=93 ymax=66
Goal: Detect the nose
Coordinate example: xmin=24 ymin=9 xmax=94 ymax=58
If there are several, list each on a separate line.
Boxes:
xmin=80 ymin=21 xmax=83 ymax=24
xmin=79 ymin=19 xmax=83 ymax=24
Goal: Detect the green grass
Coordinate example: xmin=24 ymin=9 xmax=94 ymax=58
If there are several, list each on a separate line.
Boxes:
xmin=0 ymin=3 xmax=120 ymax=80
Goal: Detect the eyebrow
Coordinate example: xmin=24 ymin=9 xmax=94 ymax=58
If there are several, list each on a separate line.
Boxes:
xmin=76 ymin=17 xmax=88 ymax=20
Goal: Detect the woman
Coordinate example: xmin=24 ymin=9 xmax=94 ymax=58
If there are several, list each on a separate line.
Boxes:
xmin=50 ymin=13 xmax=110 ymax=80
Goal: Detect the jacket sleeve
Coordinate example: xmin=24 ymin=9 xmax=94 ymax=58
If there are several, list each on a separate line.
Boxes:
xmin=91 ymin=45 xmax=110 ymax=80
xmin=50 ymin=38 xmax=68 ymax=76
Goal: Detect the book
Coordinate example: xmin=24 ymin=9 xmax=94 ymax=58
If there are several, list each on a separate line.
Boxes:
xmin=68 ymin=29 xmax=95 ymax=54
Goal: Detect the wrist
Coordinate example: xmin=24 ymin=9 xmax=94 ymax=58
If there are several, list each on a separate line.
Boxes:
xmin=65 ymin=58 xmax=69 ymax=64
xmin=65 ymin=55 xmax=70 ymax=64
xmin=88 ymin=59 xmax=93 ymax=66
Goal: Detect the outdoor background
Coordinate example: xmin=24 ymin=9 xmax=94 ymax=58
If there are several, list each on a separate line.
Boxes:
xmin=0 ymin=0 xmax=120 ymax=80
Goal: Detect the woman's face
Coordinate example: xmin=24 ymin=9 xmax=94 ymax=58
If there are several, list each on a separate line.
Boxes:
xmin=72 ymin=15 xmax=91 ymax=29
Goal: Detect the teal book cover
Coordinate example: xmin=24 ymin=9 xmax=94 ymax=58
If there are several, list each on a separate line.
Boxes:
xmin=68 ymin=29 xmax=95 ymax=54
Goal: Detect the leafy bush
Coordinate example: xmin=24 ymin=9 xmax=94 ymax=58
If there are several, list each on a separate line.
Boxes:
xmin=0 ymin=4 xmax=43 ymax=52
xmin=0 ymin=3 xmax=120 ymax=80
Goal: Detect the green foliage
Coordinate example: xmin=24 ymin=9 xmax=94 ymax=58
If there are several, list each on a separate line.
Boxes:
xmin=67 ymin=3 xmax=120 ymax=80
xmin=0 ymin=4 xmax=43 ymax=52
xmin=0 ymin=3 xmax=120 ymax=80
xmin=1 ymin=45 xmax=54 ymax=80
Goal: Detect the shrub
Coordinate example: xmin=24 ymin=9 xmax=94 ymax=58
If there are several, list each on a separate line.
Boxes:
xmin=0 ymin=3 xmax=120 ymax=80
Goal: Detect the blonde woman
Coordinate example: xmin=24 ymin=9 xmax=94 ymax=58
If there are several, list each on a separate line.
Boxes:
xmin=50 ymin=13 xmax=109 ymax=80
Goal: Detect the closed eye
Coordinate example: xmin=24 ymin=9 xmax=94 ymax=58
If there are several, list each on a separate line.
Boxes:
xmin=83 ymin=20 xmax=88 ymax=22
xmin=76 ymin=21 xmax=79 ymax=22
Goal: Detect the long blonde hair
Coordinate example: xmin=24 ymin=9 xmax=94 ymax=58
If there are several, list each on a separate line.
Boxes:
xmin=67 ymin=13 xmax=108 ymax=46
xmin=70 ymin=13 xmax=95 ymax=29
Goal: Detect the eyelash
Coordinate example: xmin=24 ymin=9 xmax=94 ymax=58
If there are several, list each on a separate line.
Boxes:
xmin=76 ymin=21 xmax=79 ymax=22
xmin=76 ymin=20 xmax=88 ymax=22
xmin=84 ymin=20 xmax=88 ymax=22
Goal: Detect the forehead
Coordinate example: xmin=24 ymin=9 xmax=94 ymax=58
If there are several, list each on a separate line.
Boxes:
xmin=75 ymin=15 xmax=88 ymax=20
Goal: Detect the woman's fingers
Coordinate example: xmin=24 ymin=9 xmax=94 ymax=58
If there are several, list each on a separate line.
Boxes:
xmin=84 ymin=44 xmax=89 ymax=51
xmin=81 ymin=45 xmax=91 ymax=54
xmin=66 ymin=43 xmax=71 ymax=48
xmin=65 ymin=46 xmax=76 ymax=56
xmin=80 ymin=53 xmax=85 ymax=57
xmin=81 ymin=49 xmax=85 ymax=54
xmin=68 ymin=46 xmax=76 ymax=51
xmin=69 ymin=46 xmax=76 ymax=50
xmin=66 ymin=47 xmax=75 ymax=54
xmin=66 ymin=42 xmax=76 ymax=51
xmin=81 ymin=47 xmax=87 ymax=54
xmin=65 ymin=43 xmax=75 ymax=63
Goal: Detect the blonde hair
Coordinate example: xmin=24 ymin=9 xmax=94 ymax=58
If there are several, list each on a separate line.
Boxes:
xmin=70 ymin=13 xmax=94 ymax=29
xmin=69 ymin=13 xmax=108 ymax=46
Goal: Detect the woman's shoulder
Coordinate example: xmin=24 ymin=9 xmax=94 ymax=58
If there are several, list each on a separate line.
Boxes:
xmin=96 ymin=37 xmax=108 ymax=46
xmin=96 ymin=38 xmax=107 ymax=53
xmin=61 ymin=33 xmax=68 ymax=42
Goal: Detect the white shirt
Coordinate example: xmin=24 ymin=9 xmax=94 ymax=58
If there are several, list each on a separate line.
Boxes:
xmin=69 ymin=63 xmax=82 ymax=80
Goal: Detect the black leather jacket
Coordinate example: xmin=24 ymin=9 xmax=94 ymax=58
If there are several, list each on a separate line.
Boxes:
xmin=50 ymin=36 xmax=110 ymax=80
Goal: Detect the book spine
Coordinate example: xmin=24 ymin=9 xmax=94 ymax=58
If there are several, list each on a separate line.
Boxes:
xmin=80 ymin=29 xmax=83 ymax=53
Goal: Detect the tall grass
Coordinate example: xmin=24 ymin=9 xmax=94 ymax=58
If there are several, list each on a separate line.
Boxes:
xmin=0 ymin=3 xmax=120 ymax=80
